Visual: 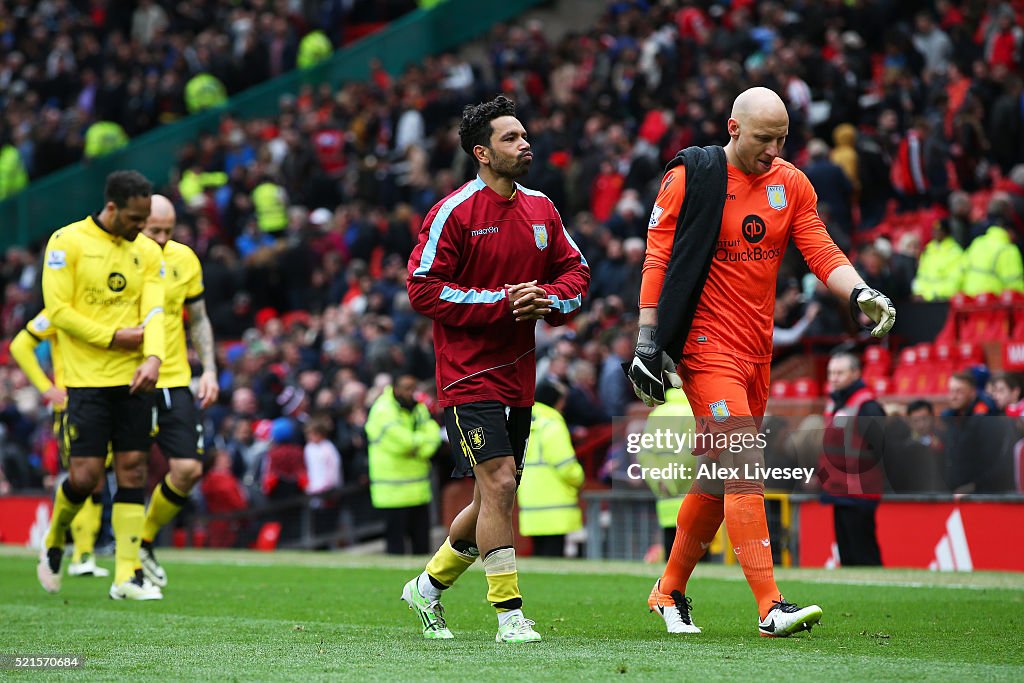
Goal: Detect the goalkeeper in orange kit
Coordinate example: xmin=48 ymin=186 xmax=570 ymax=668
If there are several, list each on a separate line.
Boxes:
xmin=626 ymin=87 xmax=895 ymax=637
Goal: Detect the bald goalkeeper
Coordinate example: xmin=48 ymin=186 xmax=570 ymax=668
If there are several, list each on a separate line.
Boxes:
xmin=627 ymin=87 xmax=896 ymax=637
xmin=137 ymin=194 xmax=220 ymax=591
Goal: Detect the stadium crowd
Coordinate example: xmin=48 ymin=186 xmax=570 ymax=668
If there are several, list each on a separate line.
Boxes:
xmin=3 ymin=0 xmax=1024 ymax=518
xmin=0 ymin=0 xmax=419 ymax=188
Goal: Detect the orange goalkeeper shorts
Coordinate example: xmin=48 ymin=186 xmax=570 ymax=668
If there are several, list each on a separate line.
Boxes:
xmin=679 ymin=353 xmax=770 ymax=449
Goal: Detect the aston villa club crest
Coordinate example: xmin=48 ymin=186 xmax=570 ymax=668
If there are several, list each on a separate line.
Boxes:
xmin=468 ymin=427 xmax=486 ymax=450
xmin=533 ymin=224 xmax=548 ymax=250
xmin=709 ymin=399 xmax=731 ymax=423
xmin=766 ymin=184 xmax=787 ymax=210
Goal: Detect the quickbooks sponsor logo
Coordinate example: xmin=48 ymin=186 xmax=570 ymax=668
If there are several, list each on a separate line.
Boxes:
xmin=714 ymin=244 xmax=783 ymax=263
xmin=84 ymin=286 xmax=135 ymax=307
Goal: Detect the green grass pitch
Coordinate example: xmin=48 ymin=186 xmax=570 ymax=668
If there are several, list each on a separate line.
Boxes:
xmin=1 ymin=547 xmax=1022 ymax=681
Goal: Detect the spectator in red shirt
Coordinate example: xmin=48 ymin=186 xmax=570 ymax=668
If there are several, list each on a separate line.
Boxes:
xmin=201 ymin=450 xmax=248 ymax=548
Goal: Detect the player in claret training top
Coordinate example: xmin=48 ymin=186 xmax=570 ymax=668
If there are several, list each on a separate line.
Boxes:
xmin=404 ymin=95 xmax=589 ymax=643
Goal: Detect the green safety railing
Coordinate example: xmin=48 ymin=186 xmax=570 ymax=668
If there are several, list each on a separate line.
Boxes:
xmin=0 ymin=0 xmax=546 ymax=249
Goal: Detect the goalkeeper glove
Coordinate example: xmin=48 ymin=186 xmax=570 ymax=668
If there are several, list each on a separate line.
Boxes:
xmin=850 ymin=284 xmax=896 ymax=338
xmin=622 ymin=325 xmax=682 ymax=407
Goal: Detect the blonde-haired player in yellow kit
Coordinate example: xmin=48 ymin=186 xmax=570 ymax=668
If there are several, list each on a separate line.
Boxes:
xmin=37 ymin=170 xmax=166 ymax=600
xmin=137 ymin=194 xmax=219 ymax=589
xmin=10 ymin=310 xmax=111 ymax=578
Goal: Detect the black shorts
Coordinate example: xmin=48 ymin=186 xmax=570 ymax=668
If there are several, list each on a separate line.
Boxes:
xmin=56 ymin=411 xmax=114 ymax=469
xmin=66 ymin=387 xmax=157 ymax=458
xmin=443 ymin=401 xmax=532 ymax=483
xmin=155 ymin=387 xmax=204 ymax=460
xmin=54 ymin=410 xmax=69 ymax=468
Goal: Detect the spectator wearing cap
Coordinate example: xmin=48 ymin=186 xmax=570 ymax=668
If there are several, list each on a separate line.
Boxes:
xmin=277 ymin=385 xmax=309 ymax=423
xmin=262 ymin=417 xmax=308 ymax=544
xmin=912 ymin=219 xmax=963 ymax=300
xmin=517 ymin=380 xmax=584 ymax=558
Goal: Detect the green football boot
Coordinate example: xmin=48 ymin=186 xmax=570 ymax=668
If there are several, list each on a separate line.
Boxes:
xmin=401 ymin=577 xmax=454 ymax=639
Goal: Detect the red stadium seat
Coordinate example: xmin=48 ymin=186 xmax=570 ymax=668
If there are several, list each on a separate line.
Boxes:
xmin=934 ymin=342 xmax=953 ymax=362
xmin=892 ymin=366 xmax=920 ymax=396
xmin=983 ymin=308 xmax=1010 ymax=339
xmin=921 ymin=362 xmax=953 ymax=394
xmin=870 ymin=376 xmax=891 ymax=395
xmin=934 ymin=311 xmax=957 ymax=344
xmin=949 ymin=293 xmax=972 ymax=310
xmin=253 ymin=522 xmax=281 ymax=552
xmin=955 ymin=342 xmax=984 ymax=370
xmin=898 ymin=348 xmax=918 ymax=366
xmin=1011 ymin=315 xmax=1024 ymax=341
xmin=862 ymin=362 xmax=889 ymax=381
xmin=792 ymin=377 xmax=820 ymax=398
xmin=863 ymin=345 xmax=891 ymax=367
xmin=771 ymin=380 xmax=791 ymax=399
xmin=1000 ymin=290 xmax=1024 ymax=307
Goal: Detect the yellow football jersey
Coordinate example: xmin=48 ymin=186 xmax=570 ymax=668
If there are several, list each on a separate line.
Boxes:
xmin=41 ymin=215 xmax=165 ymax=387
xmin=157 ymin=239 xmax=204 ymax=389
xmin=9 ymin=309 xmax=62 ymax=395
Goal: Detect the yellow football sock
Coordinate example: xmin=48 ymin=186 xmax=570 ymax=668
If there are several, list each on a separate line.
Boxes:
xmin=70 ymin=494 xmax=103 ymax=562
xmin=45 ymin=479 xmax=88 ymax=550
xmin=424 ymin=537 xmax=478 ymax=588
xmin=143 ymin=476 xmax=189 ymax=543
xmin=112 ymin=488 xmax=145 ymax=584
xmin=483 ymin=546 xmax=522 ymax=612
xmin=421 ymin=536 xmax=477 ymax=585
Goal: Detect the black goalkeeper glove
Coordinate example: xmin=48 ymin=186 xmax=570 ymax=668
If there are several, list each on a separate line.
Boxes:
xmin=622 ymin=325 xmax=682 ymax=407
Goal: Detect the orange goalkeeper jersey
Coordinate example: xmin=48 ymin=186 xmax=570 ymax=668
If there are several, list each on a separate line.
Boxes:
xmin=641 ymin=157 xmax=850 ymax=363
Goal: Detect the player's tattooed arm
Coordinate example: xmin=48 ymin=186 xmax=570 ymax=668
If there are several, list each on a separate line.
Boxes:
xmin=186 ymin=298 xmax=220 ymax=408
xmin=186 ymin=299 xmax=217 ymax=374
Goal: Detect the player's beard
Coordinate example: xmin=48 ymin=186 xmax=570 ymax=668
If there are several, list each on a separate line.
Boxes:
xmin=113 ymin=210 xmax=141 ymax=241
xmin=492 ymin=150 xmax=532 ymax=179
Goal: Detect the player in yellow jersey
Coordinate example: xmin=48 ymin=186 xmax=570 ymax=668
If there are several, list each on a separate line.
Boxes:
xmin=138 ymin=194 xmax=219 ymax=589
xmin=37 ymin=170 xmax=166 ymax=601
xmin=10 ymin=310 xmax=110 ymax=578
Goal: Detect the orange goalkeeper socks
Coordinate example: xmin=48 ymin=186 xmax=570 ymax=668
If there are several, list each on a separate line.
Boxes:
xmin=724 ymin=481 xmax=781 ymax=619
xmin=659 ymin=483 xmax=724 ymax=595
